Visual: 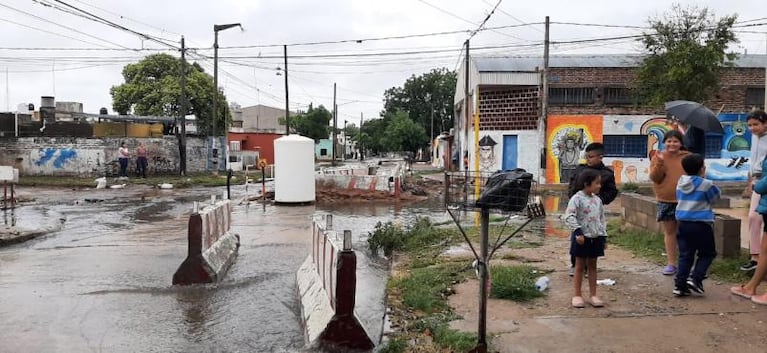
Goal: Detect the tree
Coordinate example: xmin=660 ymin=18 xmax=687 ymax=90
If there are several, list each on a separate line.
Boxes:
xmin=285 ymin=104 xmax=332 ymax=142
xmin=110 ymin=54 xmax=231 ymax=136
xmin=635 ymin=5 xmax=738 ymax=106
xmin=360 ymin=117 xmax=390 ymax=155
xmin=381 ymin=111 xmax=428 ymax=154
xmin=382 ymin=68 xmax=457 ymax=144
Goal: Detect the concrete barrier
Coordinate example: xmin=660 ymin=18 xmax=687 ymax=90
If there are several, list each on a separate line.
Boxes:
xmin=172 ymin=199 xmax=240 ymax=285
xmin=620 ymin=193 xmax=741 ymax=258
xmin=295 ymin=215 xmax=374 ymax=351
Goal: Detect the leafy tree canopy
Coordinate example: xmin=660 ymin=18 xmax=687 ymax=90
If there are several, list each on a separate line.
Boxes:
xmin=287 ymin=104 xmax=332 ymax=142
xmin=635 ymin=4 xmax=738 ymax=106
xmin=110 ymin=53 xmax=230 ymax=136
xmin=382 ymin=110 xmax=428 ymax=154
xmin=382 ymin=68 xmax=457 ymax=143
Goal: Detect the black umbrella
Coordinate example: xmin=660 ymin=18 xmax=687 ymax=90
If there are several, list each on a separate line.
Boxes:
xmin=664 ymin=100 xmax=724 ymax=134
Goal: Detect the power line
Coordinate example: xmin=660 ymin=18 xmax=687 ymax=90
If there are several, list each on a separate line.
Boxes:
xmin=482 ymin=0 xmax=544 ymax=33
xmin=469 ymin=0 xmax=503 ymax=39
xmin=416 ymin=0 xmax=524 ymax=40
xmin=0 ymin=17 xmax=111 ymax=48
xmin=69 ymin=0 xmax=183 ymax=39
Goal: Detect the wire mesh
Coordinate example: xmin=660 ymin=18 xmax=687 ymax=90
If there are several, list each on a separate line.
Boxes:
xmin=444 ymin=170 xmax=545 ymax=218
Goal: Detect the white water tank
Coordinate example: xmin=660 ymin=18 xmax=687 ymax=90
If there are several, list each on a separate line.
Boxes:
xmin=274 ymin=134 xmax=315 ymax=203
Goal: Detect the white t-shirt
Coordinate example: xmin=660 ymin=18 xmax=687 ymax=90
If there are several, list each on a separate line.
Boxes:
xmin=118 ymin=146 xmax=130 ymax=159
xmin=750 ymin=133 xmax=767 ymax=176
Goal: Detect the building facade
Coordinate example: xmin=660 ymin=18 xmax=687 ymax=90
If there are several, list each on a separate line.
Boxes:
xmin=454 ymin=54 xmax=766 ymax=183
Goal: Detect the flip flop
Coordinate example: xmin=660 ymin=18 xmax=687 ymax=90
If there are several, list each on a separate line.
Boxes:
xmin=590 ymin=296 xmax=605 ymax=308
xmin=571 ymin=296 xmax=585 ymax=308
xmin=730 ymin=286 xmax=753 ymax=299
xmin=752 ymin=293 xmax=767 ymax=305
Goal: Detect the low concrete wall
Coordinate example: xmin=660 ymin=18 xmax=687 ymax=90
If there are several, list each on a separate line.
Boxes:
xmin=295 ymin=215 xmax=373 ymax=351
xmin=172 ymin=199 xmax=240 ymax=285
xmin=620 ymin=193 xmax=741 ymax=258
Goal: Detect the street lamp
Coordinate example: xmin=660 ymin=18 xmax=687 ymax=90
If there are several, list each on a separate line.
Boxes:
xmin=343 ymin=120 xmax=348 ymax=161
xmin=213 ymin=23 xmax=242 ymax=174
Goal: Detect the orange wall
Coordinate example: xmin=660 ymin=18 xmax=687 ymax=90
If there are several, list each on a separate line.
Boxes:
xmin=228 ymin=132 xmax=283 ymax=164
xmin=545 ymin=115 xmax=603 ymax=183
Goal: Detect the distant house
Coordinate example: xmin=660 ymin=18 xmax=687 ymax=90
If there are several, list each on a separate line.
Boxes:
xmin=227 ymin=104 xmax=295 ymax=169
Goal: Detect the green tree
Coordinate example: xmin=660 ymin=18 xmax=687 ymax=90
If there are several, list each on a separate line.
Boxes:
xmin=635 ymin=5 xmax=738 ymax=106
xmin=286 ymin=104 xmax=332 ymax=142
xmin=110 ymin=54 xmax=230 ymax=136
xmin=360 ymin=117 xmax=390 ymax=155
xmin=383 ymin=68 xmax=457 ymax=143
xmin=382 ymin=111 xmax=428 ymax=154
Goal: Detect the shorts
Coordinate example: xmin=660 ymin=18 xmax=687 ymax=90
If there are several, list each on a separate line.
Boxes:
xmin=570 ymin=232 xmax=606 ymax=258
xmin=656 ymin=202 xmax=677 ymax=222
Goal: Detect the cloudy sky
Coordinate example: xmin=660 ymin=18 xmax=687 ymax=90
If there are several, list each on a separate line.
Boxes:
xmin=1 ymin=0 xmax=765 ymax=125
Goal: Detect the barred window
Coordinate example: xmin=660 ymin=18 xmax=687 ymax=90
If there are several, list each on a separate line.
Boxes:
xmin=549 ymin=87 xmax=595 ymax=105
xmin=746 ymin=88 xmax=765 ymax=109
xmin=603 ymin=87 xmax=634 ymax=105
xmin=603 ymin=135 xmax=647 ymax=158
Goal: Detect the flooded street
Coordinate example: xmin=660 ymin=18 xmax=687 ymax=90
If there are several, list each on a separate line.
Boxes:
xmin=0 ymin=185 xmax=452 ymax=353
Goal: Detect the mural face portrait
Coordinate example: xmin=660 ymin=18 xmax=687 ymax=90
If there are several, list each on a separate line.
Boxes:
xmin=478 ymin=135 xmax=497 ymax=172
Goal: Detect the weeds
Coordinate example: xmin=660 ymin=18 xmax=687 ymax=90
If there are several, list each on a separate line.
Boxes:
xmin=393 ymin=261 xmax=470 ymax=313
xmin=621 ymin=182 xmax=640 ymax=193
xmin=490 ymin=265 xmax=545 ymax=302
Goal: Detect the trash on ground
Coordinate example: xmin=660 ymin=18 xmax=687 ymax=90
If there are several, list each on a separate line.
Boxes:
xmin=597 ymin=279 xmax=616 ymax=286
xmin=95 ymin=177 xmax=107 ymax=189
xmin=535 ymin=276 xmax=550 ymax=291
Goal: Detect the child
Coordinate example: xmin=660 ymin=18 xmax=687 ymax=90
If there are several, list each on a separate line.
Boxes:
xmin=565 ymin=169 xmax=607 ymax=308
xmin=731 ymin=149 xmax=767 ymax=305
xmin=649 ymin=130 xmax=690 ymax=275
xmin=673 ymin=154 xmax=720 ymax=296
xmin=742 ymin=109 xmax=767 ymax=271
xmin=567 ymin=142 xmax=618 ymax=276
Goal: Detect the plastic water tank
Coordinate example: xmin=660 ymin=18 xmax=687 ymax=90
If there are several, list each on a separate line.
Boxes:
xmin=274 ymin=134 xmax=316 ymax=203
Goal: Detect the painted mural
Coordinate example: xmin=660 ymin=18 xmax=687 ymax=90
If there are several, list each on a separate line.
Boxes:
xmin=478 ymin=135 xmax=497 ymax=172
xmin=548 ymin=113 xmax=752 ymax=184
xmin=546 ymin=115 xmax=603 ymax=183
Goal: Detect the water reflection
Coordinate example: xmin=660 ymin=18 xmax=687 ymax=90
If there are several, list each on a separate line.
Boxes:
xmin=176 ymin=287 xmax=213 ymax=339
xmin=2 ymin=208 xmax=15 ymax=226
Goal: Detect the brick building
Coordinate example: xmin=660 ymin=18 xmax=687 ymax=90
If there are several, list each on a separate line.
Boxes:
xmin=454 ymin=54 xmax=766 ymax=183
xmin=227 ymin=104 xmax=294 ymax=170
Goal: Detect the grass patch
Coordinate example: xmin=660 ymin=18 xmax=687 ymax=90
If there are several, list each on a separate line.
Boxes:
xmin=621 ymin=182 xmax=640 ymax=193
xmin=607 ymin=221 xmax=752 ymax=283
xmin=490 ymin=265 xmax=545 ymax=302
xmin=378 ymin=338 xmax=407 ymax=353
xmin=506 ymin=239 xmax=544 ymax=249
xmin=409 ymin=315 xmax=476 ymax=351
xmin=17 ymin=173 xmax=240 ymax=188
xmin=368 ymin=217 xmax=457 ymax=260
xmin=393 ymin=261 xmax=470 ymax=313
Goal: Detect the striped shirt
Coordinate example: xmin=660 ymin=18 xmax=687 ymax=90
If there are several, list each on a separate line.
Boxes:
xmin=675 ymin=175 xmax=721 ymax=223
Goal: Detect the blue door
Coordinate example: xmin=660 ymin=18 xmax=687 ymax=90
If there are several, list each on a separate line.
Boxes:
xmin=502 ymin=135 xmax=518 ymax=171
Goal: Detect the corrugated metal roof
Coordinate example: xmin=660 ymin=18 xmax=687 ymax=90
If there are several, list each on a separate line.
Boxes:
xmin=474 ymin=54 xmax=767 ymax=72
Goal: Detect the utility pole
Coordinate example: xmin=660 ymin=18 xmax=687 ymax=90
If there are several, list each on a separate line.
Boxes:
xmin=179 ymin=36 xmax=188 ymax=176
xmin=541 ymin=16 xmax=550 ymax=183
xmin=284 ymin=45 xmax=290 ymax=135
xmin=332 ymin=83 xmax=337 ymax=166
xmin=212 ymin=23 xmax=242 ymax=175
xmin=359 ymin=112 xmax=364 ymax=161
xmin=463 ymin=40 xmax=470 ymax=174
xmin=430 ymin=97 xmax=434 ymax=162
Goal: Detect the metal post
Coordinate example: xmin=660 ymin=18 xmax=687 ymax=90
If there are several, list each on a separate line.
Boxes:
xmin=474 ymin=207 xmax=490 ymax=353
xmin=541 ymin=16 xmax=550 ymax=182
xmin=359 ymin=112 xmax=364 ymax=161
xmin=284 ymin=44 xmax=290 ymax=135
xmin=213 ymin=29 xmax=219 ymax=174
xmin=226 ymin=168 xmax=233 ymax=200
xmin=179 ymin=36 xmax=188 ymax=175
xmin=332 ymin=83 xmax=337 ymax=166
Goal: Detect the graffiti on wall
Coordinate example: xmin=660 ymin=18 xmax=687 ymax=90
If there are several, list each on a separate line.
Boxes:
xmin=478 ymin=135 xmax=497 ymax=172
xmin=546 ymin=115 xmax=603 ymax=183
xmin=34 ymin=148 xmax=77 ymax=169
xmin=548 ymin=114 xmax=752 ymax=183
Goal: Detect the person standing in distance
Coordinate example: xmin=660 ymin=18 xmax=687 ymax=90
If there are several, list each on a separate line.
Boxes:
xmin=567 ymin=142 xmax=618 ymax=276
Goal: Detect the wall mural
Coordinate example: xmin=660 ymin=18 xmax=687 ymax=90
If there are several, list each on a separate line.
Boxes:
xmin=548 ymin=114 xmax=752 ymax=183
xmin=34 ymin=148 xmax=77 ymax=169
xmin=546 ymin=115 xmax=603 ymax=183
xmin=478 ymin=135 xmax=497 ymax=172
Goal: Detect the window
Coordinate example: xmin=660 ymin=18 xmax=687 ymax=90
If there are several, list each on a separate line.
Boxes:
xmin=746 ymin=88 xmax=765 ymax=109
xmin=705 ymin=134 xmax=722 ymax=159
xmin=229 ymin=141 xmax=241 ymax=152
xmin=603 ymin=135 xmax=648 ymax=158
xmin=320 ymin=148 xmax=328 ymax=156
xmin=603 ymin=87 xmax=634 ymax=105
xmin=549 ymin=87 xmax=595 ymax=105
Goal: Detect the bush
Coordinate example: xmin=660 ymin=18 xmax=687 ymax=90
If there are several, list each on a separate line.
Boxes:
xmin=621 ymin=182 xmax=640 ymax=193
xmin=367 ymin=221 xmax=405 ymax=257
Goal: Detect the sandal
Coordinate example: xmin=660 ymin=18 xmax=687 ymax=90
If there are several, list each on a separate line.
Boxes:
xmin=752 ymin=293 xmax=767 ymax=305
xmin=730 ymin=285 xmax=754 ymax=299
xmin=571 ymin=296 xmax=585 ymax=308
xmin=590 ymin=296 xmax=605 ymax=308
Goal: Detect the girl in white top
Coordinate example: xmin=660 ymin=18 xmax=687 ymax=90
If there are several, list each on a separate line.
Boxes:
xmin=744 ymin=110 xmax=767 ymax=271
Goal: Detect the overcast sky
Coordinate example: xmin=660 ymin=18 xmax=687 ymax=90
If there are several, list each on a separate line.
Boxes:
xmin=1 ymin=0 xmax=765 ymax=125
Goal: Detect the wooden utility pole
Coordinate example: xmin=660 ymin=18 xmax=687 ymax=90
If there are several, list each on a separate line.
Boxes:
xmin=284 ymin=45 xmax=290 ymax=136
xmin=359 ymin=112 xmax=364 ymax=161
xmin=179 ymin=36 xmax=188 ymax=175
xmin=332 ymin=83 xmax=337 ymax=166
xmin=541 ymin=16 xmax=550 ymax=182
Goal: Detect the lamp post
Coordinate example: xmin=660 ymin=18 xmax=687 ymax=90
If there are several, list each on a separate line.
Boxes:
xmin=213 ymin=23 xmax=242 ymax=174
xmin=343 ymin=120 xmax=348 ymax=161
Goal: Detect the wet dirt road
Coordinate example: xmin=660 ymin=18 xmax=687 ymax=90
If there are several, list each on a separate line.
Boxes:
xmin=0 ymin=185 xmax=447 ymax=353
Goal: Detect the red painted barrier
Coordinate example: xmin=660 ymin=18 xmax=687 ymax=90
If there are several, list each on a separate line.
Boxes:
xmin=297 ymin=216 xmax=374 ymax=351
xmin=172 ymin=200 xmax=240 ymax=285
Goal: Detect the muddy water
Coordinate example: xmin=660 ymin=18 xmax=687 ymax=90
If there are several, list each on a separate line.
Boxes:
xmin=0 ymin=185 xmax=452 ymax=353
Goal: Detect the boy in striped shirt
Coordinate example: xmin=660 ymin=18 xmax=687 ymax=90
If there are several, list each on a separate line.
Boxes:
xmin=673 ymin=153 xmax=721 ymax=297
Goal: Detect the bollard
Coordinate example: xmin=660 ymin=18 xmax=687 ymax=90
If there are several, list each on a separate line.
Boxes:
xmin=326 ymin=214 xmax=333 ymax=230
xmin=343 ymin=230 xmax=351 ymax=251
xmin=226 ymin=168 xmax=233 ymax=200
xmin=211 ymin=194 xmax=216 ymax=205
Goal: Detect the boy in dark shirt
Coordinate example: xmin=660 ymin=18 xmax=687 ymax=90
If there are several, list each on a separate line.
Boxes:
xmin=567 ymin=142 xmax=619 ymax=275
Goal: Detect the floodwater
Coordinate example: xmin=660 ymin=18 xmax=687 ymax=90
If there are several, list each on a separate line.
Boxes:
xmin=0 ymin=185 xmax=451 ymax=353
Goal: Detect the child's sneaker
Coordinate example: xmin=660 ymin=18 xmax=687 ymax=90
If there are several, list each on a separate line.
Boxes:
xmin=662 ymin=265 xmax=677 ymax=276
xmin=673 ymin=286 xmax=691 ymax=297
xmin=686 ymin=278 xmax=705 ymax=295
xmin=739 ymin=260 xmax=757 ymax=271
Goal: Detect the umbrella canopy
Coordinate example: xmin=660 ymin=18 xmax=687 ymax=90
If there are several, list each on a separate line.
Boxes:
xmin=664 ymin=100 xmax=724 ymax=134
